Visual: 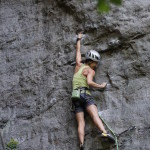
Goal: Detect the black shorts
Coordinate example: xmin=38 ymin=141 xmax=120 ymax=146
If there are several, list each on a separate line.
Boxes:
xmin=72 ymin=93 xmax=97 ymax=114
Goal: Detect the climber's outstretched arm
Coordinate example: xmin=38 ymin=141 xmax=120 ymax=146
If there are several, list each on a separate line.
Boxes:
xmin=76 ymin=33 xmax=83 ymax=67
xmin=86 ymin=69 xmax=107 ymax=89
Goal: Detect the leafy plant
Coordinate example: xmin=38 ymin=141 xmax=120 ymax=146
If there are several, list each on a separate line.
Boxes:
xmin=6 ymin=138 xmax=19 ymax=150
xmin=98 ymin=0 xmax=122 ymax=13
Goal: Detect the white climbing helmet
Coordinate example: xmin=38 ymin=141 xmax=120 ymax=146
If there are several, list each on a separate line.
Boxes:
xmin=85 ymin=50 xmax=101 ymax=62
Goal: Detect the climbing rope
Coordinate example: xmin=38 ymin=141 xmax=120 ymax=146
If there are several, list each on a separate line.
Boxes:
xmin=98 ymin=113 xmax=119 ymax=150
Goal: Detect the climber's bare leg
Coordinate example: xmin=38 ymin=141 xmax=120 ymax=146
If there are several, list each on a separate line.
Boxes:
xmin=76 ymin=112 xmax=85 ymax=146
xmin=86 ymin=105 xmax=107 ymax=133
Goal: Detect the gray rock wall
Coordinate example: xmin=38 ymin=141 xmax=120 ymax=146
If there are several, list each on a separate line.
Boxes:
xmin=0 ymin=0 xmax=150 ymax=150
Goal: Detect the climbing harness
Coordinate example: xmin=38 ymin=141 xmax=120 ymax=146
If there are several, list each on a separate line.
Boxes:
xmin=70 ymin=87 xmax=90 ymax=111
xmin=98 ymin=113 xmax=119 ymax=150
xmin=71 ymin=87 xmax=91 ymax=100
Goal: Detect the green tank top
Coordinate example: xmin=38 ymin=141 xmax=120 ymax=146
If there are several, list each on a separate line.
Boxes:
xmin=72 ymin=64 xmax=91 ymax=94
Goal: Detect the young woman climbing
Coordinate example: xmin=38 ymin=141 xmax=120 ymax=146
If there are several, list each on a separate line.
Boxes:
xmin=72 ymin=32 xmax=115 ymax=150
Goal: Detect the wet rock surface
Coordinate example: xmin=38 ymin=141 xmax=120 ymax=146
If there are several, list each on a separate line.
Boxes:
xmin=0 ymin=0 xmax=150 ymax=149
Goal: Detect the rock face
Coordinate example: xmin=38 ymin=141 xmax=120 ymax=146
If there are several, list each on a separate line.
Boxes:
xmin=0 ymin=0 xmax=150 ymax=150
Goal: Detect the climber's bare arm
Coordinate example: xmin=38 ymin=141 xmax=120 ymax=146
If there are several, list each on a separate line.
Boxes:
xmin=85 ymin=68 xmax=107 ymax=89
xmin=74 ymin=33 xmax=83 ymax=73
xmin=76 ymin=33 xmax=83 ymax=67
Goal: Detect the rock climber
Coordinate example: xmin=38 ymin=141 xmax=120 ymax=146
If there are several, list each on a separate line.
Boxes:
xmin=72 ymin=32 xmax=115 ymax=150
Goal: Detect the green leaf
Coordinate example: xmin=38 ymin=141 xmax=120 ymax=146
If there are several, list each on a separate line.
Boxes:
xmin=98 ymin=0 xmax=110 ymax=13
xmin=110 ymin=0 xmax=122 ymax=5
xmin=6 ymin=138 xmax=19 ymax=150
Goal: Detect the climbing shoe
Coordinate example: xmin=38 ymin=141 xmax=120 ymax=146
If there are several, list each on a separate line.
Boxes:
xmin=101 ymin=133 xmax=116 ymax=144
xmin=80 ymin=144 xmax=84 ymax=150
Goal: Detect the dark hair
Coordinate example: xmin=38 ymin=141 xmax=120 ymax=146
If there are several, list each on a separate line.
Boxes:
xmin=84 ymin=59 xmax=95 ymax=65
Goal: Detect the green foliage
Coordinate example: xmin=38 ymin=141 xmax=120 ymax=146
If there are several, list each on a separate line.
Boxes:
xmin=98 ymin=0 xmax=122 ymax=13
xmin=110 ymin=0 xmax=122 ymax=5
xmin=98 ymin=0 xmax=110 ymax=13
xmin=6 ymin=138 xmax=19 ymax=150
